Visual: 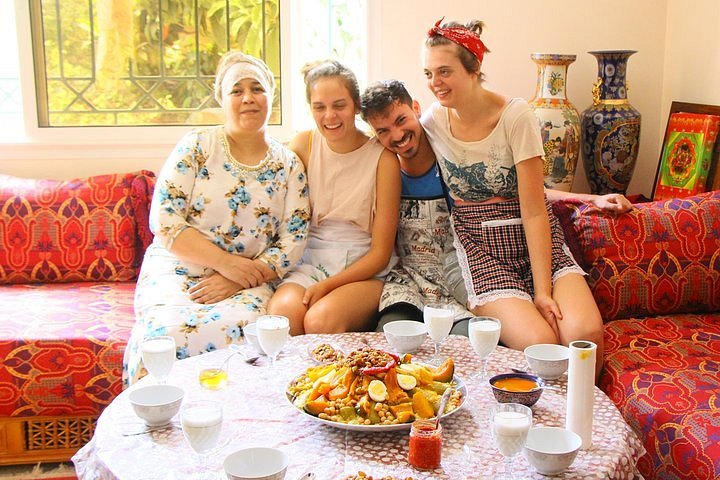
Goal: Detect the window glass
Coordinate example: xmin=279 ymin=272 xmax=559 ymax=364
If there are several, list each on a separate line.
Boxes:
xmin=30 ymin=0 xmax=281 ymax=127
xmin=0 ymin=1 xmax=22 ymax=139
xmin=290 ymin=0 xmax=367 ymax=131
xmin=6 ymin=0 xmax=367 ymax=137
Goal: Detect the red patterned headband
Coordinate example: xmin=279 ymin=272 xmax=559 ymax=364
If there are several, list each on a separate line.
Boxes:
xmin=427 ymin=18 xmax=488 ymax=64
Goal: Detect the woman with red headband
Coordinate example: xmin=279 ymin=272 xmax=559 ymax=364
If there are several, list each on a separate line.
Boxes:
xmin=422 ymin=19 xmax=605 ymax=379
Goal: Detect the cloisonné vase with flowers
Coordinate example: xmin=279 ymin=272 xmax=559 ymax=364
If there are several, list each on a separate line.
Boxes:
xmin=529 ymin=53 xmax=581 ymax=192
xmin=580 ymin=50 xmax=641 ymax=194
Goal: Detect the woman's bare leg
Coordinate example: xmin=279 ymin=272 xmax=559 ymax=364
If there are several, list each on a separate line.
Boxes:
xmin=304 ymin=279 xmax=383 ymax=333
xmin=552 ymin=273 xmax=605 ymax=381
xmin=472 ymin=297 xmax=558 ymax=352
xmin=267 ymin=283 xmax=308 ymax=336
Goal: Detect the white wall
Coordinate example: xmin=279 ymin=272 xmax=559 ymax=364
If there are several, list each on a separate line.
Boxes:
xmin=370 ymin=0 xmax=668 ymax=196
xmin=3 ymin=0 xmax=720 ymax=198
xmin=661 ymin=0 xmax=720 ymax=125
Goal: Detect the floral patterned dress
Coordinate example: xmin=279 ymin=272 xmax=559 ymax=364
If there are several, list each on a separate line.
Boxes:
xmin=123 ymin=126 xmax=310 ymax=385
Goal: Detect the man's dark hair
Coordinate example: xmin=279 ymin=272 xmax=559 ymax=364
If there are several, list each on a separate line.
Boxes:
xmin=360 ymin=79 xmax=413 ymax=121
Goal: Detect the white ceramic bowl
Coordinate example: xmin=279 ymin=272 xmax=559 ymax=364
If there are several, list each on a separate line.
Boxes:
xmin=524 ymin=344 xmax=570 ymax=380
xmin=524 ymin=426 xmax=582 ymax=475
xmin=128 ymin=384 xmax=184 ymax=426
xmin=224 ymin=447 xmax=289 ymax=480
xmin=383 ymin=320 xmax=427 ymax=354
xmin=243 ymin=323 xmax=266 ymax=356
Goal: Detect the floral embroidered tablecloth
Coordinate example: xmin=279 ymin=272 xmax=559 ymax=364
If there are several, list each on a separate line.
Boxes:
xmin=73 ymin=332 xmax=645 ymax=479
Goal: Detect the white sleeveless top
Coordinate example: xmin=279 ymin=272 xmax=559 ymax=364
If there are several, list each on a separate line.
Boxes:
xmin=307 ymin=130 xmax=384 ymax=234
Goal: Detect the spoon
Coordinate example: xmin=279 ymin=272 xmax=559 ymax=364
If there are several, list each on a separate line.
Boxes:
xmin=435 ymin=387 xmax=453 ymax=429
xmin=511 ymin=367 xmax=532 ymax=375
xmin=510 ymin=368 xmax=562 ymax=392
xmin=229 ymin=343 xmax=261 ymax=365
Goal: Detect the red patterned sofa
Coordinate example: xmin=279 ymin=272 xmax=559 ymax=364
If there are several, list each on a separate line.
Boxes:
xmin=555 ymin=190 xmax=720 ymax=480
xmin=0 ymin=170 xmax=155 ymax=465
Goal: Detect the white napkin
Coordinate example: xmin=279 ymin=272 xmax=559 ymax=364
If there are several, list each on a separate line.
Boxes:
xmin=565 ymin=340 xmax=596 ymax=449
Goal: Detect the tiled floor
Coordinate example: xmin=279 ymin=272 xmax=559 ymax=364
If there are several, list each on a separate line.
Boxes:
xmin=0 ymin=462 xmax=76 ymax=479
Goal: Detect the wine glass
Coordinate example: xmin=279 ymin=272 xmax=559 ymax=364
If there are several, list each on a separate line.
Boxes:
xmin=141 ymin=336 xmax=176 ymax=384
xmin=181 ymin=399 xmax=223 ymax=479
xmin=468 ymin=316 xmax=501 ymax=382
xmin=490 ymin=403 xmax=533 ymax=479
xmin=423 ymin=303 xmax=454 ymax=365
xmin=256 ymin=315 xmax=290 ymax=366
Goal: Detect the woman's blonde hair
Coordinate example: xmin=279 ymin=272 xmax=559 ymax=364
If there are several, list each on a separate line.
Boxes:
xmin=301 ymin=59 xmax=361 ymax=111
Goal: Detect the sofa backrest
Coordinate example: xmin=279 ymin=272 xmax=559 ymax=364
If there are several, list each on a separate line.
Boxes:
xmin=554 ymin=190 xmax=720 ymax=321
xmin=0 ymin=170 xmax=156 ymax=284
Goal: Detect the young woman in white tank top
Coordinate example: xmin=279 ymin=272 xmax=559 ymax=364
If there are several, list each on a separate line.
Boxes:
xmin=268 ymin=60 xmax=401 ymax=335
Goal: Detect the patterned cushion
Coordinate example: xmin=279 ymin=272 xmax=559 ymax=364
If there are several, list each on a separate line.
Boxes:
xmin=0 ymin=171 xmax=155 ymax=284
xmin=554 ymin=190 xmax=720 ymax=321
xmin=0 ymin=282 xmax=136 ymax=417
xmin=600 ymin=314 xmax=720 ymax=480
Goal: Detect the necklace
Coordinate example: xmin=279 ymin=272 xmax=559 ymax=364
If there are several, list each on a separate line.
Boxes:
xmin=221 ymin=129 xmax=269 ymax=173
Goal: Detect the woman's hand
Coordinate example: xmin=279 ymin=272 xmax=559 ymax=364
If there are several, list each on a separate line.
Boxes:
xmin=302 ymin=280 xmax=333 ymax=307
xmin=534 ymin=293 xmax=562 ymax=339
xmin=188 ymin=273 xmax=241 ymax=304
xmin=215 ymin=255 xmax=266 ymax=289
xmin=590 ymin=193 xmax=632 ymax=213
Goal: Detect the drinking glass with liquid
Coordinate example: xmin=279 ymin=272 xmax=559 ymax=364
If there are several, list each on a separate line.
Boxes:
xmin=141 ymin=336 xmax=176 ymax=384
xmin=490 ymin=403 xmax=532 ymax=479
xmin=423 ymin=303 xmax=454 ymax=365
xmin=181 ymin=399 xmax=223 ymax=480
xmin=468 ymin=316 xmax=501 ymax=382
xmin=256 ymin=315 xmax=290 ymax=366
xmin=197 ymin=353 xmax=229 ymax=390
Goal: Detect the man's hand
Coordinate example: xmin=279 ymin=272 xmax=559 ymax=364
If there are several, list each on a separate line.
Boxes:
xmin=591 ymin=193 xmax=632 ymax=213
xmin=188 ymin=272 xmax=241 ymax=304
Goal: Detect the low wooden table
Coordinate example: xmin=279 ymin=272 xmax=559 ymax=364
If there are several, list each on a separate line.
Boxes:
xmin=73 ymin=333 xmax=645 ymax=479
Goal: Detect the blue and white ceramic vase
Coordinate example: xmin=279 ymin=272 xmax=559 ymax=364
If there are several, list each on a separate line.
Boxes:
xmin=580 ymin=50 xmax=641 ymax=194
xmin=529 ymin=53 xmax=581 ymax=192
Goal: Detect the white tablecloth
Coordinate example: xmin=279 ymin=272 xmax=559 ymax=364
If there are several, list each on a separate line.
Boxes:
xmin=73 ymin=332 xmax=645 ymax=479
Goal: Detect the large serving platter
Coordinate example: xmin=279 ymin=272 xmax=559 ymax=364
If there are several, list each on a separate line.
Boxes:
xmin=286 ymin=373 xmax=467 ymax=432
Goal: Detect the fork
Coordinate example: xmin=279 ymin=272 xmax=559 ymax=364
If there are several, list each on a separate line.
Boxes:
xmin=122 ymin=422 xmax=177 ymax=436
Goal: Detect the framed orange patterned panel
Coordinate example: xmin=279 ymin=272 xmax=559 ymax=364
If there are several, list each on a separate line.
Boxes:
xmin=652 ymin=101 xmax=720 ymax=200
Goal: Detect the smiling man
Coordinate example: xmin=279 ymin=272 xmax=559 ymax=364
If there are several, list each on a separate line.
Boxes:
xmin=360 ymin=80 xmax=632 ymax=335
xmin=360 ymin=80 xmax=470 ymax=334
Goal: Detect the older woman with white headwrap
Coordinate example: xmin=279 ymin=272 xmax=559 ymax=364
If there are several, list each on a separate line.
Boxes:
xmin=124 ymin=51 xmax=310 ymax=385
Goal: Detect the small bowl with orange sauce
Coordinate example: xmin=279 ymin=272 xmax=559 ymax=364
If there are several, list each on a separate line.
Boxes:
xmin=489 ymin=372 xmax=545 ymax=407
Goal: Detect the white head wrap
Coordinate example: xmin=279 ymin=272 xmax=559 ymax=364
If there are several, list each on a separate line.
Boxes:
xmin=214 ymin=51 xmax=275 ymax=104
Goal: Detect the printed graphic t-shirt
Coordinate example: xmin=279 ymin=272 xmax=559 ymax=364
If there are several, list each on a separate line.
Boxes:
xmin=421 ymin=97 xmax=545 ymax=203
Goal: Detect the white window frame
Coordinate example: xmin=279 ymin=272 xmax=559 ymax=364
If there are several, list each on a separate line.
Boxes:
xmin=2 ymin=0 xmax=376 ymax=164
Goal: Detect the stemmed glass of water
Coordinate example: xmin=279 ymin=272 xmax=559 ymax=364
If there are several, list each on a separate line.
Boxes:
xmin=181 ymin=399 xmax=223 ymax=479
xmin=256 ymin=315 xmax=290 ymax=366
xmin=423 ymin=303 xmax=454 ymax=365
xmin=490 ymin=403 xmax=532 ymax=479
xmin=141 ymin=336 xmax=176 ymax=384
xmin=468 ymin=316 xmax=501 ymax=382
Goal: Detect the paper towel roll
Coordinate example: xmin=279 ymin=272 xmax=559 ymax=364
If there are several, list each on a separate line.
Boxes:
xmin=565 ymin=340 xmax=596 ymax=449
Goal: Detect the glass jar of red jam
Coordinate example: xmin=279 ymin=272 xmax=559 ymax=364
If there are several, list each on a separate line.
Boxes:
xmin=408 ymin=419 xmax=442 ymax=470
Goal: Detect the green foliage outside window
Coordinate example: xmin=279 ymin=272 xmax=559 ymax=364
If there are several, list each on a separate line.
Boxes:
xmin=31 ymin=0 xmax=281 ymax=127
